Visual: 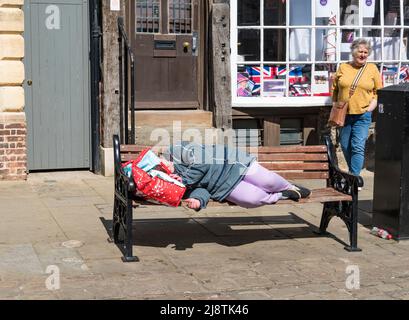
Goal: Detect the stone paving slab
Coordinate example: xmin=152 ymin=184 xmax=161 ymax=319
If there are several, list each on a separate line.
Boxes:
xmin=1 ymin=170 xmax=409 ymax=300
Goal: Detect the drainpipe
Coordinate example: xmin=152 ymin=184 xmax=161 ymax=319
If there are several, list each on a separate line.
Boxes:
xmin=89 ymin=0 xmax=102 ymax=173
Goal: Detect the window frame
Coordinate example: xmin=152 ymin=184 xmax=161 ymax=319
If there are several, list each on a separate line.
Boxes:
xmin=135 ymin=0 xmax=162 ymax=34
xmin=168 ymin=0 xmax=193 ymax=35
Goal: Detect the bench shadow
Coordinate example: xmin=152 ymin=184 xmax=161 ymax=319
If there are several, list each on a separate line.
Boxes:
xmin=100 ymin=212 xmax=350 ymax=251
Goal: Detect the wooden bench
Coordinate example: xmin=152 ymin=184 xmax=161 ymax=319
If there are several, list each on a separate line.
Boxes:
xmin=111 ymin=134 xmax=363 ymax=262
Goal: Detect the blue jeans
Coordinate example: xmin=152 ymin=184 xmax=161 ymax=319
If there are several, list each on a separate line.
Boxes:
xmin=339 ymin=112 xmax=372 ymax=176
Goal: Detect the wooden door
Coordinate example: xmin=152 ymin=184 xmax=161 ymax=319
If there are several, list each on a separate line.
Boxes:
xmin=128 ymin=0 xmax=201 ymax=109
xmin=24 ymin=0 xmax=90 ymax=170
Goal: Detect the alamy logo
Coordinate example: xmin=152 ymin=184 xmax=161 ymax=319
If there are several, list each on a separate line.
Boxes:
xmin=345 ymin=265 xmax=360 ymax=290
xmin=45 ymin=265 xmax=60 ymax=291
xmin=45 ymin=5 xmax=61 ymax=30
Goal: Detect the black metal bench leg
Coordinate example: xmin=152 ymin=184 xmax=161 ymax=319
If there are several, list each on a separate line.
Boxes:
xmin=121 ymin=196 xmax=139 ymax=262
xmin=108 ymin=197 xmax=119 ymax=243
xmin=314 ymin=202 xmax=336 ymax=235
xmin=344 ymin=201 xmax=362 ymax=252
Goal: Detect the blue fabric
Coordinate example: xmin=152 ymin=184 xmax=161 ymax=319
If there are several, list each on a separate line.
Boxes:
xmin=163 ymin=142 xmax=256 ymax=209
xmin=339 ymin=111 xmax=372 ymax=175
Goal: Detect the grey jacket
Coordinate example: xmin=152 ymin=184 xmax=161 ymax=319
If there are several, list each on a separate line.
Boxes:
xmin=163 ymin=142 xmax=256 ymax=210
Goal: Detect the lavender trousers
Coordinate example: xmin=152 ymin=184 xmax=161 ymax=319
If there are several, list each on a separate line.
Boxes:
xmin=225 ymin=161 xmax=293 ymax=208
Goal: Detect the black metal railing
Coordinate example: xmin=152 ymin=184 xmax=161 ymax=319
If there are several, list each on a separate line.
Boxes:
xmin=118 ymin=17 xmax=135 ymax=144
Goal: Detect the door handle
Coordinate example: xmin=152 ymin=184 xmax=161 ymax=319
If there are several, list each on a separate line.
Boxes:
xmin=27 ymin=80 xmax=33 ymax=86
xmin=183 ymin=42 xmax=190 ymax=53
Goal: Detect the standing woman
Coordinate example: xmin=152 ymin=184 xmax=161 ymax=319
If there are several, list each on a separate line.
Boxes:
xmin=332 ymin=38 xmax=383 ymax=179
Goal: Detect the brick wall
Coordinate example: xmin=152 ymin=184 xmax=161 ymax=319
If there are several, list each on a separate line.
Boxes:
xmin=0 ymin=0 xmax=26 ymax=180
xmin=0 ymin=113 xmax=27 ymax=180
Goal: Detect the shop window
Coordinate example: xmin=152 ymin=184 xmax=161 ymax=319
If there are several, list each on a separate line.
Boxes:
xmin=264 ymin=0 xmax=286 ymax=26
xmin=238 ymin=29 xmax=261 ymax=61
xmin=238 ymin=0 xmax=260 ymax=26
xmin=384 ymin=0 xmax=400 ymax=26
xmin=231 ymin=0 xmax=409 ymax=107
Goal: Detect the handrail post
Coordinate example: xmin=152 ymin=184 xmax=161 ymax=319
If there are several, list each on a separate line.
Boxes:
xmin=117 ymin=16 xmax=136 ymax=146
xmin=124 ymin=52 xmax=129 ymax=144
xmin=130 ymin=56 xmax=136 ymax=144
xmin=118 ymin=19 xmax=124 ymax=144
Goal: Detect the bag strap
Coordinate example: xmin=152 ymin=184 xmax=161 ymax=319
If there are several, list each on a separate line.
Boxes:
xmin=349 ymin=63 xmax=368 ymax=98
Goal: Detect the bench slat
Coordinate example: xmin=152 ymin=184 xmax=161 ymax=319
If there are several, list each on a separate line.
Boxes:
xmin=257 ymin=153 xmax=328 ymax=161
xmin=120 ymin=145 xmax=149 ymax=152
xmin=259 ymin=162 xmax=329 ymax=170
xmin=119 ymin=144 xmax=330 ymax=180
xmin=121 ymin=152 xmax=329 ymax=163
xmin=121 ymin=145 xmax=328 ymax=161
xmin=132 ymin=187 xmax=351 ymax=207
xmin=272 ymin=171 xmax=329 ymax=179
xmin=121 ymin=145 xmax=327 ymax=154
xmin=248 ymin=145 xmax=327 ymax=153
xmin=121 ymin=153 xmax=328 ymax=171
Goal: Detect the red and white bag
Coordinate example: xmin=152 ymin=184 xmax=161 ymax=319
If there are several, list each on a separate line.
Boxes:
xmin=122 ymin=148 xmax=186 ymax=207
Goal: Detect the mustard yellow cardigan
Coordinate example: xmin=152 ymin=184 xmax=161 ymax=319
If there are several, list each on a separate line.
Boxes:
xmin=332 ymin=63 xmax=383 ymax=115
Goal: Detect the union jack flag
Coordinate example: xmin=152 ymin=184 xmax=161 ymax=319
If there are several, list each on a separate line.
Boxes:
xmin=246 ymin=66 xmax=279 ymax=82
xmin=288 ymin=66 xmax=307 ymax=84
xmin=245 ymin=66 xmax=284 ymax=95
xmin=272 ymin=65 xmax=288 ymax=76
xmin=399 ymin=66 xmax=409 ymax=82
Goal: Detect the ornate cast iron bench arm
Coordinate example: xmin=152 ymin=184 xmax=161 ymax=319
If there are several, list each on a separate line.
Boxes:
xmin=318 ymin=135 xmax=363 ymax=252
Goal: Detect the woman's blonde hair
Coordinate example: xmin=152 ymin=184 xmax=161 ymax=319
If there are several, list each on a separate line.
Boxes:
xmin=350 ymin=38 xmax=372 ymax=56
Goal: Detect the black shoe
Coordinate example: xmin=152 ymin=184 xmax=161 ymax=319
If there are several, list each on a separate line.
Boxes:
xmin=281 ymin=189 xmax=301 ymax=201
xmin=292 ymin=184 xmax=311 ymax=198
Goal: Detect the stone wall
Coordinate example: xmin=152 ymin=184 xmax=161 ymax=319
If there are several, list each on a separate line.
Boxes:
xmin=0 ymin=0 xmax=27 ymax=180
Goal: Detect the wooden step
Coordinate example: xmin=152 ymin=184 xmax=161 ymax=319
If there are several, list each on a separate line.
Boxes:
xmin=129 ymin=110 xmax=213 ymax=128
xmin=131 ymin=126 xmax=217 ymax=146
